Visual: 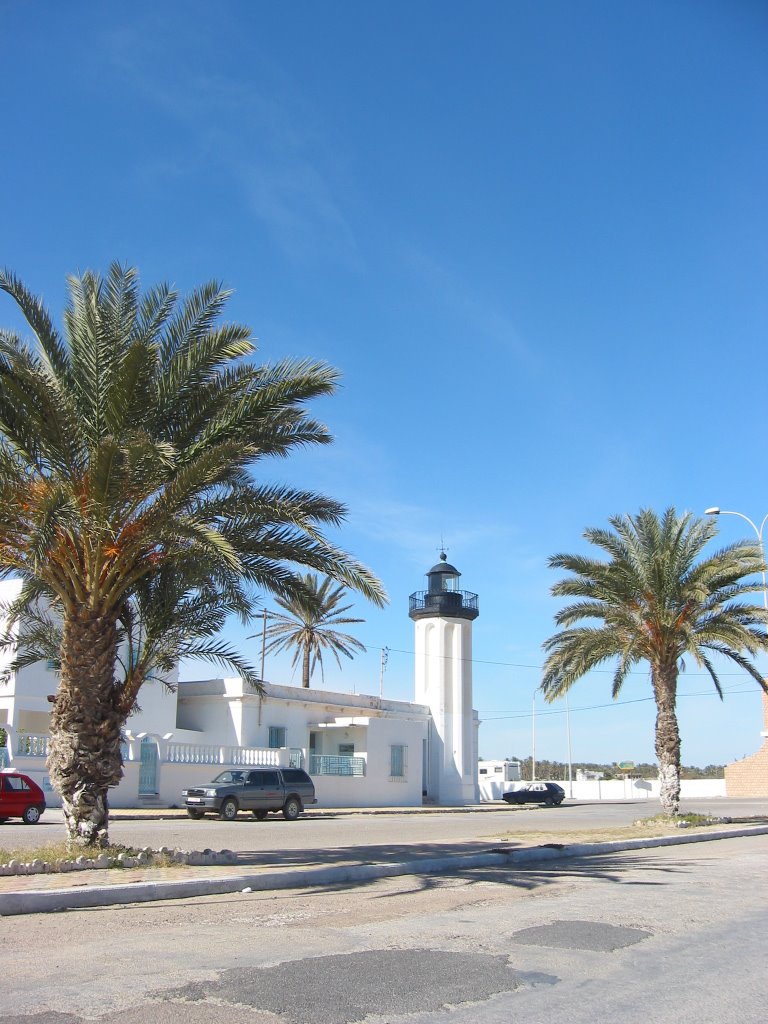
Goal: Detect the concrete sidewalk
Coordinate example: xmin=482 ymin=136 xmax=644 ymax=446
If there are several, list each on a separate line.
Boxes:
xmin=1 ymin=820 xmax=767 ymax=917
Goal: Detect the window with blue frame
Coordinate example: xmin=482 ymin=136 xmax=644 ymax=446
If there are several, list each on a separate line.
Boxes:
xmin=268 ymin=726 xmax=287 ymax=748
xmin=390 ymin=744 xmax=407 ymax=779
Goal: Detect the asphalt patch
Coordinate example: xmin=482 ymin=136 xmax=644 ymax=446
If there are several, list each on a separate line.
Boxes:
xmin=510 ymin=919 xmax=652 ymax=952
xmin=164 ymin=948 xmax=519 ymax=1024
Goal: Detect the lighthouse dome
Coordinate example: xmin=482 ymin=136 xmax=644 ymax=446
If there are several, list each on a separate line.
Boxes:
xmin=427 ymin=553 xmax=460 ymax=576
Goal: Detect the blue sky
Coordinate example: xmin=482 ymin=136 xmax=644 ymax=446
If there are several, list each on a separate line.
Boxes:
xmin=2 ymin=1 xmax=767 ymax=767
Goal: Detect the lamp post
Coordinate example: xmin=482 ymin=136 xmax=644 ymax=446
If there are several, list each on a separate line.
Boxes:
xmin=705 ymin=507 xmax=768 ymax=743
xmin=704 ymin=508 xmax=768 ymax=614
xmin=565 ymin=691 xmax=573 ymax=798
xmin=530 ymin=686 xmax=572 ymax=788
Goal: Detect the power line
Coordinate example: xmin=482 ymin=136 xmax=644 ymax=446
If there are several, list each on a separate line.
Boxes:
xmin=369 ymin=644 xmax=766 ymax=679
xmin=479 ymin=683 xmax=764 ymax=721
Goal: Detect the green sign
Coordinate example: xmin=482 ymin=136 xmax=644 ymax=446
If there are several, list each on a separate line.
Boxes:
xmin=617 ymin=761 xmax=636 ymax=771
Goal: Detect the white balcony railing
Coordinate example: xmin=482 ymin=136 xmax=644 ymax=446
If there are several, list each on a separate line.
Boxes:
xmin=165 ymin=742 xmax=221 ymax=764
xmin=165 ymin=743 xmax=301 ymax=768
xmin=227 ymin=746 xmax=281 ymax=766
xmin=6 ymin=734 xmax=306 ymax=772
xmin=14 ymin=733 xmax=50 ymax=758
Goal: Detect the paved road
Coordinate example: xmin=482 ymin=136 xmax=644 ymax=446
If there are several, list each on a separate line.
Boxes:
xmin=3 ymin=798 xmax=766 ymax=861
xmin=2 ymin=833 xmax=766 ymax=1023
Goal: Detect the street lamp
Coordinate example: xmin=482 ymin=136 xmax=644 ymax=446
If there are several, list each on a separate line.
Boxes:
xmin=531 ymin=688 xmax=537 ymax=781
xmin=565 ymin=691 xmax=573 ymax=798
xmin=704 ymin=508 xmax=768 ymax=613
xmin=705 ymin=507 xmax=768 ymax=744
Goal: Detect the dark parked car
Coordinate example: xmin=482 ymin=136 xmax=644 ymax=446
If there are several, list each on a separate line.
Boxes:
xmin=502 ymin=782 xmax=565 ymax=806
xmin=182 ymin=767 xmax=317 ymax=821
xmin=0 ymin=771 xmax=46 ymax=823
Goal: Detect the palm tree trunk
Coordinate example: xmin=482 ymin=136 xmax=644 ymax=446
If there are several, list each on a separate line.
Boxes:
xmin=653 ymin=665 xmax=681 ymax=815
xmin=47 ymin=611 xmax=124 ymax=846
xmin=302 ymin=643 xmax=311 ymax=687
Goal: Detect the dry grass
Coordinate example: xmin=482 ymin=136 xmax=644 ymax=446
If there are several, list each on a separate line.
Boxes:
xmin=487 ymin=813 xmax=731 ymax=848
xmin=0 ymin=841 xmax=178 ymax=869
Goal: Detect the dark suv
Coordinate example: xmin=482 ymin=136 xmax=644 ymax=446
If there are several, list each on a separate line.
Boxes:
xmin=183 ymin=767 xmax=316 ymax=821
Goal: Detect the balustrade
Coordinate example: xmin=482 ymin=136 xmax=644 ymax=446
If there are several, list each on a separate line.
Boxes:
xmin=14 ymin=733 xmax=49 ymax=757
xmin=166 ymin=742 xmax=221 ymax=764
xmin=4 ymin=733 xmax=305 ymax=772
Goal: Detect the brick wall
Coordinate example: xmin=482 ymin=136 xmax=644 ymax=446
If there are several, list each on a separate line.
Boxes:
xmin=725 ymin=690 xmax=768 ymax=797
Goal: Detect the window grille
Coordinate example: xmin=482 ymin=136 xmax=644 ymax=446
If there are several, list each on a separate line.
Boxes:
xmin=390 ymin=744 xmax=407 ymax=779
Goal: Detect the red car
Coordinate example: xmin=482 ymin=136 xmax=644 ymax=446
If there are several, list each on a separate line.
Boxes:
xmin=0 ymin=771 xmax=46 ymax=824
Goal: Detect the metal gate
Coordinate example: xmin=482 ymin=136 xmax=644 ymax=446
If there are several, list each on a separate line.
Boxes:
xmin=138 ymin=736 xmax=158 ymax=795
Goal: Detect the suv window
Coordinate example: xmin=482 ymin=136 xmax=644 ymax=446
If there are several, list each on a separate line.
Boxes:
xmin=282 ymin=769 xmax=312 ymax=784
xmin=214 ymin=771 xmax=246 ymax=784
xmin=248 ymin=770 xmax=280 ymax=786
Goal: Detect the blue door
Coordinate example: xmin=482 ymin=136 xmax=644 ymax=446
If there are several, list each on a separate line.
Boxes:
xmin=139 ymin=737 xmax=158 ymax=794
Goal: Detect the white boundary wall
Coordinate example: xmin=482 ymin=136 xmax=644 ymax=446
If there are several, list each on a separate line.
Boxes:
xmin=480 ymin=777 xmax=727 ymax=801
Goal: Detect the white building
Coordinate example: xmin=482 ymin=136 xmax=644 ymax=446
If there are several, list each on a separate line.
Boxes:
xmin=477 ymin=759 xmax=523 ymax=801
xmin=0 ymin=555 xmax=483 ymax=809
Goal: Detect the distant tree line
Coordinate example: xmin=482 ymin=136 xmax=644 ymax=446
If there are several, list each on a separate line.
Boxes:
xmin=501 ymin=757 xmax=725 ymax=781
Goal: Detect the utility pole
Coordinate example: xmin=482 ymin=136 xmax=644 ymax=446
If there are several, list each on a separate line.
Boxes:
xmin=260 ymin=608 xmax=268 ymax=681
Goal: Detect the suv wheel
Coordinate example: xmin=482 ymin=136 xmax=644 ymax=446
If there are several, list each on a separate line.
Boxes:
xmin=282 ymin=796 xmax=301 ymax=821
xmin=219 ymin=797 xmax=239 ymax=821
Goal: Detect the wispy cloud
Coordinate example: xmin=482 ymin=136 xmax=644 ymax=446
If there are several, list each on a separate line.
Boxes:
xmin=233 ymin=154 xmax=360 ymax=267
xmin=405 ymin=249 xmax=537 ymax=369
xmin=348 ymin=491 xmax=520 ymax=572
xmin=100 ymin=26 xmax=360 ymax=267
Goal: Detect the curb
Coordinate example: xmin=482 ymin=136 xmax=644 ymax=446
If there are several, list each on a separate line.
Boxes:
xmin=108 ymin=804 xmax=522 ymax=820
xmin=1 ymin=824 xmax=767 ymax=917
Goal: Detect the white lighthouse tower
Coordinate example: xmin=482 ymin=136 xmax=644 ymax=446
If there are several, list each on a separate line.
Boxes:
xmin=409 ymin=552 xmax=480 ymax=805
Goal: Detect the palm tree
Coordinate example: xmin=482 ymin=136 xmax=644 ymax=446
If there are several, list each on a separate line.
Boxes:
xmin=264 ymin=573 xmax=366 ymax=688
xmin=0 ymin=264 xmax=386 ymax=845
xmin=541 ymin=507 xmax=768 ymax=814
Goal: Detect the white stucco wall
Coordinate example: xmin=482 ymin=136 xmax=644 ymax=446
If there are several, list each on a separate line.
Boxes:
xmin=0 ymin=580 xmax=59 ymax=732
xmin=125 ymin=673 xmax=180 ymax=738
xmin=479 ymin=777 xmax=728 ymax=801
